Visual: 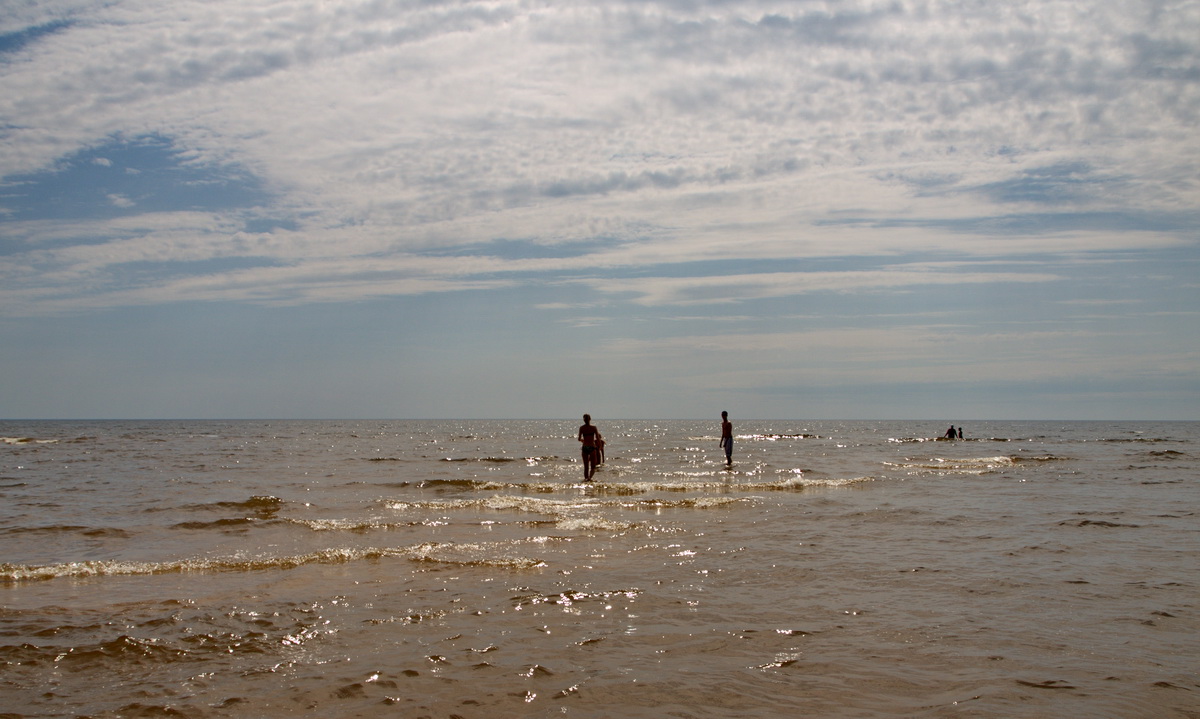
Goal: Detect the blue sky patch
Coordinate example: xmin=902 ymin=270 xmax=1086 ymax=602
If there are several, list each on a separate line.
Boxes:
xmin=0 ymin=135 xmax=272 ymax=222
xmin=0 ymin=21 xmax=71 ymax=57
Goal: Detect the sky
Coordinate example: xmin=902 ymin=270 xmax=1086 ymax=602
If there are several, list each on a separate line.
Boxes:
xmin=1 ymin=0 xmax=1197 ymax=420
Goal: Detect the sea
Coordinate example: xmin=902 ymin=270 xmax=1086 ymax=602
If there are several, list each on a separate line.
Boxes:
xmin=0 ymin=419 xmax=1196 ymax=718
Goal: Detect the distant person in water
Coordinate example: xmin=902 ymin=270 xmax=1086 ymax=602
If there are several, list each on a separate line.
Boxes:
xmin=957 ymin=426 xmax=964 ymax=439
xmin=945 ymin=425 xmax=957 ymax=439
xmin=596 ymin=434 xmax=606 ymax=464
xmin=578 ymin=414 xmax=602 ymax=481
xmin=720 ymin=411 xmax=733 ymax=464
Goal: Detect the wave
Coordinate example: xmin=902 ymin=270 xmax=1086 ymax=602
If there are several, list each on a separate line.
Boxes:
xmin=171 ymin=518 xmax=265 ymax=530
xmin=216 ymin=495 xmax=285 ymax=510
xmin=166 ymin=515 xmax=487 ymax=534
xmin=1 ymin=436 xmax=59 ymax=445
xmin=0 ymin=634 xmax=193 ymax=669
xmin=387 ymin=495 xmax=595 ymax=514
xmin=1059 ymin=518 xmax=1141 ymax=528
xmin=407 ymin=538 xmax=555 ymax=569
xmin=885 ymin=454 xmax=1064 ymax=475
xmin=555 ymin=516 xmax=635 ymax=532
xmin=0 ymin=599 xmax=331 ymax=669
xmin=284 ymin=517 xmax=432 ymax=532
xmin=888 ymin=436 xmax=1016 ymax=444
xmin=683 ymin=433 xmax=821 ymax=443
xmin=764 ymin=475 xmax=874 ymax=489
xmin=382 ymin=478 xmax=501 ymax=490
xmin=169 ymin=506 xmax=644 ymax=535
xmin=598 ymin=475 xmax=872 ymax=494
xmin=1 ymin=525 xmax=133 ymax=538
xmin=380 ymin=474 xmax=862 ymax=497
xmin=171 ymin=495 xmax=287 ymax=514
xmin=0 ymin=539 xmax=554 ymax=583
xmin=511 ymin=587 xmax=642 ymax=610
xmin=435 ymin=455 xmax=561 ymax=464
xmin=385 ymin=493 xmax=752 ymax=517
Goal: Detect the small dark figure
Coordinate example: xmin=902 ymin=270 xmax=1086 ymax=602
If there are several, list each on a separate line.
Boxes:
xmin=578 ymin=414 xmax=602 ymax=481
xmin=945 ymin=425 xmax=957 ymax=439
xmin=720 ymin=411 xmax=733 ymax=464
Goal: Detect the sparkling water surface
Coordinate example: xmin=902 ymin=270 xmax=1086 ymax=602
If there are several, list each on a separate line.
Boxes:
xmin=1 ymin=419 xmax=1196 ymax=717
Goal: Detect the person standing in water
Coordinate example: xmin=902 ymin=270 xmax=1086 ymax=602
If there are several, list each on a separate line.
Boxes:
xmin=719 ymin=410 xmax=733 ymax=464
xmin=578 ymin=414 xmax=602 ymax=481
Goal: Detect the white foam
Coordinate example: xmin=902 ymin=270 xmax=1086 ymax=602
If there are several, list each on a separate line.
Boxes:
xmin=556 ymin=517 xmax=634 ymax=532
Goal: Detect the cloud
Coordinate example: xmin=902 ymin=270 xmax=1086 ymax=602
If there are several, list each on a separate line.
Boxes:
xmin=0 ymin=0 xmax=1197 ymax=317
xmin=579 ymin=266 xmax=1060 ymax=306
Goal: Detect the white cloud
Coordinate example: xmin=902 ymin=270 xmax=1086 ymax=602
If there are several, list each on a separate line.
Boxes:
xmin=4 ymin=0 xmax=1196 ymax=242
xmin=579 ymin=267 xmax=1060 ymax=306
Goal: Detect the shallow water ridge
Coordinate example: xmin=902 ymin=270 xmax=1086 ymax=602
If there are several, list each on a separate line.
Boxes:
xmin=1 ymin=419 xmax=1197 ymax=718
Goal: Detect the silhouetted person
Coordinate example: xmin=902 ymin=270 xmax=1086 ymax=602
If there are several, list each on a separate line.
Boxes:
xmin=957 ymin=426 xmax=963 ymax=439
xmin=720 ymin=411 xmax=733 ymax=464
xmin=578 ymin=414 xmax=602 ymax=481
xmin=945 ymin=425 xmax=957 ymax=439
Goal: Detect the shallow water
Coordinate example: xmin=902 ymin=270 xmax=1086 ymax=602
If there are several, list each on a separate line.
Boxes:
xmin=1 ymin=419 xmax=1196 ymax=717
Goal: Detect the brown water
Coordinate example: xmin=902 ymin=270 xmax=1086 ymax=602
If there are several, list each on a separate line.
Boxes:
xmin=1 ymin=420 xmax=1196 ymax=717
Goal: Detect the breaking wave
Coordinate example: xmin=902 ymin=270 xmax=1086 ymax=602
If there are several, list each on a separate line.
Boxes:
xmin=0 ymin=539 xmax=554 ymax=583
xmin=885 ymin=454 xmax=1065 ymax=475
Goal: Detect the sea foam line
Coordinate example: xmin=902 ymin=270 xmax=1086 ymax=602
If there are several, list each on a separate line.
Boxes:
xmin=0 ymin=539 xmax=553 ymax=583
xmin=884 ymin=455 xmax=1063 ymax=474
